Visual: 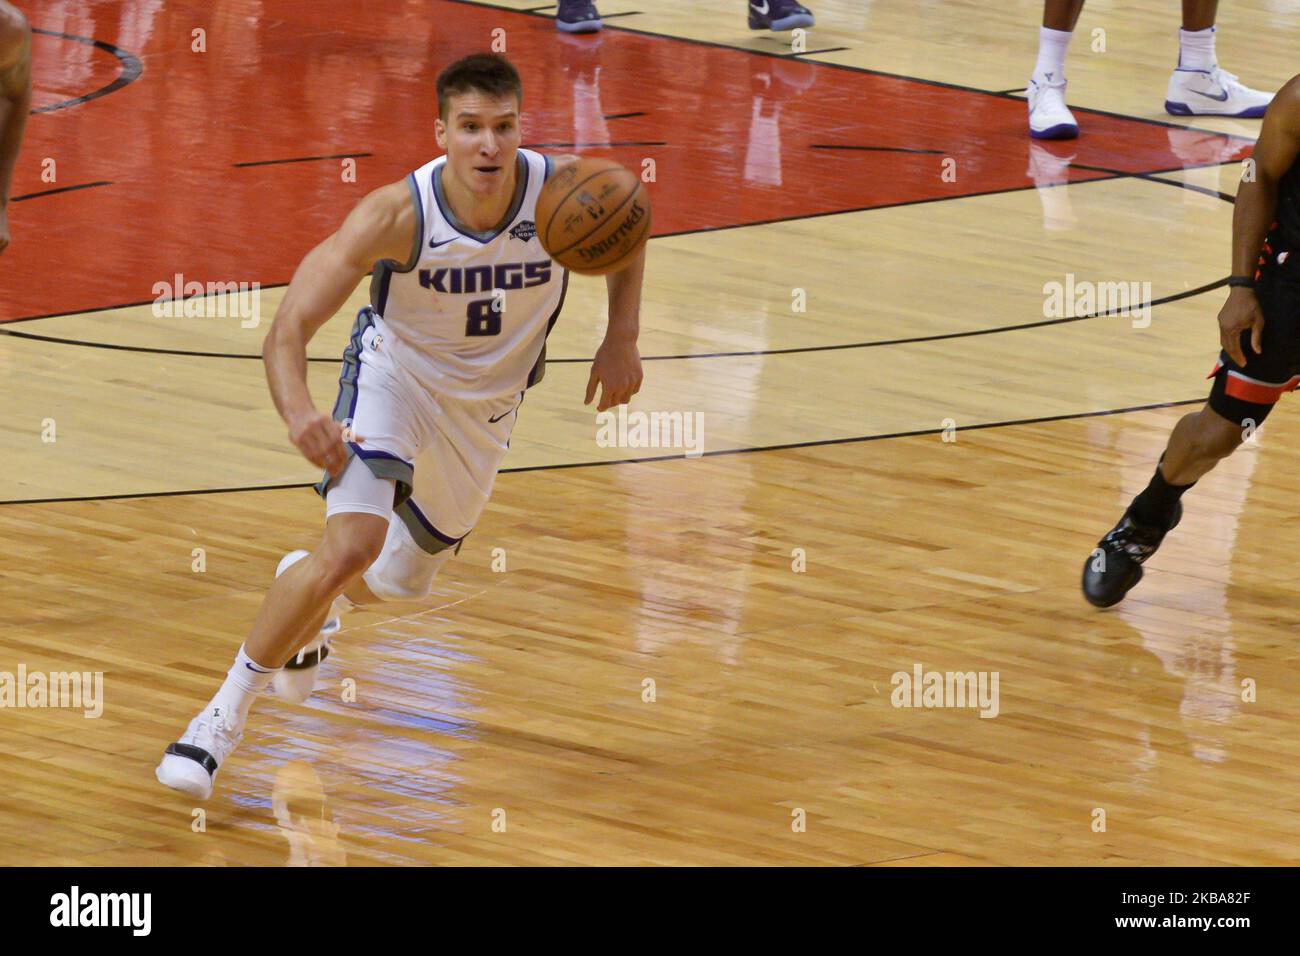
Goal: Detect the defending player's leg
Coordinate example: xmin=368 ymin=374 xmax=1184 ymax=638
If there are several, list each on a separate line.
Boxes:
xmin=1083 ymin=209 xmax=1300 ymax=608
xmin=1081 ymin=401 xmax=1249 ymax=608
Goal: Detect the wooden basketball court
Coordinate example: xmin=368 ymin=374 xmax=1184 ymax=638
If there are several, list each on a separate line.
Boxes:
xmin=2 ymin=0 xmax=1298 ymax=865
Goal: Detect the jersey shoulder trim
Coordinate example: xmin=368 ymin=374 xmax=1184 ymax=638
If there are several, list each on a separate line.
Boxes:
xmin=430 ymin=152 xmax=531 ymax=245
xmin=394 ymin=171 xmax=425 ymax=273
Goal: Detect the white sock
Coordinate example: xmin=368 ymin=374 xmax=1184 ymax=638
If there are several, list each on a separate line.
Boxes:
xmin=1033 ymin=26 xmax=1073 ymax=83
xmin=208 ymin=644 xmax=278 ymax=725
xmin=1178 ymin=26 xmax=1217 ymax=72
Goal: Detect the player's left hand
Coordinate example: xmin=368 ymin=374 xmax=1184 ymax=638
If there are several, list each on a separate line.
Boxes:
xmin=585 ymin=337 xmax=642 ymax=412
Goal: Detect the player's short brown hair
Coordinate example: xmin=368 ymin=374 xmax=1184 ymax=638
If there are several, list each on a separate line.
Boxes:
xmin=436 ymin=53 xmax=522 ymax=120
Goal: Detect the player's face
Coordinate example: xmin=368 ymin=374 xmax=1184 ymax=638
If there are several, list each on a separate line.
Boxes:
xmin=436 ymin=91 xmax=522 ymax=198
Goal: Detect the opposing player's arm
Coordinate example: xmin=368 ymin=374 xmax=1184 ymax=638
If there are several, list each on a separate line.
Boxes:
xmin=0 ymin=2 xmax=33 ymax=254
xmin=263 ymin=179 xmax=415 ymax=475
xmin=1219 ymin=76 xmax=1300 ymax=366
xmin=1233 ymin=77 xmax=1300 ymax=276
xmin=585 ymin=244 xmax=646 ymax=412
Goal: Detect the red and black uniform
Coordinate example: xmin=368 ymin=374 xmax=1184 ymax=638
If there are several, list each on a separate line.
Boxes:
xmin=1208 ymin=161 xmax=1300 ymax=424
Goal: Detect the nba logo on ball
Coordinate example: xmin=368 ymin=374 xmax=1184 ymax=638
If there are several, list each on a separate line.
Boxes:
xmin=535 ymin=158 xmax=652 ymax=276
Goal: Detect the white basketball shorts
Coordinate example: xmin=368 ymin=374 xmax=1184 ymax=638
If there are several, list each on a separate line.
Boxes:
xmin=314 ymin=307 xmax=523 ymax=555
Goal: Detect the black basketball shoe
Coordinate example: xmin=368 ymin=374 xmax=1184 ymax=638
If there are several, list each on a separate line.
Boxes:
xmin=748 ymin=0 xmax=815 ymax=31
xmin=1081 ymin=501 xmax=1182 ymax=608
xmin=557 ymin=0 xmax=602 ymax=33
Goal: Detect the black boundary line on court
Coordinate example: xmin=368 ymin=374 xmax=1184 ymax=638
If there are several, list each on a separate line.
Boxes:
xmin=28 ymin=28 xmax=142 ymax=114
xmin=0 ymin=169 xmax=1238 ymax=361
xmin=810 ymin=144 xmax=945 ymax=155
xmin=0 ymin=271 xmax=1232 ymax=363
xmin=10 ymin=180 xmax=113 ymax=201
xmin=232 ymin=152 xmax=372 ymax=168
xmin=781 ymin=46 xmax=850 ymax=57
xmin=0 ymin=396 xmax=1205 ymax=506
xmin=1071 ymin=161 xmax=1238 ymax=203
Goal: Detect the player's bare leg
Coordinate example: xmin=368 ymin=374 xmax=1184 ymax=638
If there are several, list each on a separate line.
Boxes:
xmin=1159 ymin=403 xmax=1244 ymax=484
xmin=1082 ymin=404 xmax=1246 ymax=608
xmin=156 ymin=512 xmax=387 ymax=799
xmin=1042 ymin=0 xmax=1085 ymax=31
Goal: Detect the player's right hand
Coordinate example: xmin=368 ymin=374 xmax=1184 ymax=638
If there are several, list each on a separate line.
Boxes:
xmin=1218 ymin=287 xmax=1265 ymax=368
xmin=287 ymin=410 xmax=361 ymax=478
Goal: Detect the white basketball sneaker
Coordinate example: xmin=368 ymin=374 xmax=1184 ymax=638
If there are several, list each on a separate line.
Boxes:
xmin=1165 ymin=65 xmax=1272 ymax=118
xmin=1027 ymin=72 xmax=1079 ymax=140
xmin=156 ymin=702 xmax=244 ymax=800
xmin=270 ymin=550 xmax=342 ymax=704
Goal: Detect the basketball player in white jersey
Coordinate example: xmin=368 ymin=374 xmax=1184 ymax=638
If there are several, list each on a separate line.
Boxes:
xmin=157 ymin=53 xmax=645 ymax=800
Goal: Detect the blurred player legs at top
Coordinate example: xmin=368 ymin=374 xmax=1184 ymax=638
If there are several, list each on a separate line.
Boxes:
xmin=555 ymin=0 xmax=814 ymax=33
xmin=1028 ymin=0 xmax=1273 ymax=140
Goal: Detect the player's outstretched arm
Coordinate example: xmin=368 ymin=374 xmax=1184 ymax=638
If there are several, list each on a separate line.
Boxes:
xmin=263 ymin=179 xmax=415 ymax=476
xmin=0 ymin=1 xmax=32 ymax=255
xmin=1218 ymin=76 xmax=1300 ymax=366
xmin=585 ymin=244 xmax=645 ymax=412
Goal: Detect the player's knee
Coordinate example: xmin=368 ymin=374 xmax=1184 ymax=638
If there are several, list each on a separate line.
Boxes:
xmin=317 ymin=522 xmax=387 ymax=591
xmin=362 ymin=541 xmax=454 ymax=602
xmin=363 ymin=567 xmax=436 ymax=601
xmin=316 ymin=542 xmax=381 ymax=591
xmin=1191 ymin=406 xmax=1251 ymax=461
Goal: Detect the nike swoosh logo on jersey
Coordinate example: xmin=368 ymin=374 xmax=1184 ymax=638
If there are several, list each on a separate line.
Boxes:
xmin=1190 ymin=86 xmax=1229 ymax=102
xmin=488 ymin=406 xmax=518 ymax=423
xmin=429 ymin=237 xmax=458 ymax=249
xmin=751 ymin=0 xmax=769 ymax=13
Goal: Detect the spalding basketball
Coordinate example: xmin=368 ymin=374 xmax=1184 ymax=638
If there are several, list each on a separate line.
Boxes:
xmin=535 ymin=158 xmax=651 ymax=275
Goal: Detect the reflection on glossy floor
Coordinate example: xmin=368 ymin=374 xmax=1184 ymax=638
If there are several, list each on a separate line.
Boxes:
xmin=4 ymin=413 xmax=1300 ymax=865
xmin=2 ymin=0 xmax=1299 ymax=865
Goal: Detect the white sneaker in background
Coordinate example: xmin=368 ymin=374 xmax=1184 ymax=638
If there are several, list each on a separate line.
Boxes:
xmin=1165 ymin=65 xmax=1272 ymax=118
xmin=1027 ymin=72 xmax=1079 ymax=140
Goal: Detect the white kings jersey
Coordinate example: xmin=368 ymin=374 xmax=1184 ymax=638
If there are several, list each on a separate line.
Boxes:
xmin=368 ymin=147 xmax=568 ymax=399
